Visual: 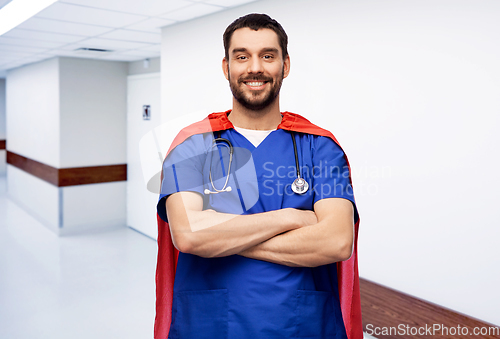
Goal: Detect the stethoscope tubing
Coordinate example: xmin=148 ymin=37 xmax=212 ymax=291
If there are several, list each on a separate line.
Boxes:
xmin=205 ymin=130 xmax=309 ymax=195
xmin=205 ymin=137 xmax=233 ymax=194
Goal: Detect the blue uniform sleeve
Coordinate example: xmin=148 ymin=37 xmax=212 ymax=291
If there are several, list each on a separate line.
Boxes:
xmin=311 ymin=136 xmax=358 ymax=220
xmin=157 ymin=135 xmax=206 ymax=222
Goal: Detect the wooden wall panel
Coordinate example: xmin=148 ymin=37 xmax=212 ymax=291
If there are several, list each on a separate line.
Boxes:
xmin=0 ymin=140 xmax=6 ymax=150
xmin=6 ymin=151 xmax=126 ymax=187
xmin=360 ymin=278 xmax=499 ymax=338
xmin=58 ymin=164 xmax=127 ymax=186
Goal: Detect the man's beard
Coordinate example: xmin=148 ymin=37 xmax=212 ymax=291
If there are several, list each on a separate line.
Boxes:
xmin=229 ymin=67 xmax=284 ymax=111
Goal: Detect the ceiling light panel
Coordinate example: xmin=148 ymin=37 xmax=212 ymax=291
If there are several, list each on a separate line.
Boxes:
xmin=124 ymin=18 xmax=176 ymax=33
xmin=0 ymin=0 xmax=12 ymax=9
xmin=162 ymin=3 xmax=223 ymax=21
xmin=36 ymin=2 xmax=147 ymax=28
xmin=0 ymin=0 xmax=58 ymax=36
xmin=99 ymin=29 xmax=160 ymax=44
xmin=16 ymin=17 xmax=115 ymax=36
xmin=2 ymin=28 xmax=86 ymax=43
xmin=59 ymin=0 xmax=194 ymax=17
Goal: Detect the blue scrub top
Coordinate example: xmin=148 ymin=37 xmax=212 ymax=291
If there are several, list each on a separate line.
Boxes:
xmin=158 ymin=128 xmax=355 ymax=339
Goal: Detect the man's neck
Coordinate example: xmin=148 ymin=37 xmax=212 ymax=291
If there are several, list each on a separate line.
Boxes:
xmin=228 ymin=98 xmax=282 ymax=130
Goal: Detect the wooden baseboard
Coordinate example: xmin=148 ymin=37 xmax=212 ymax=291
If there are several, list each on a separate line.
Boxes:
xmin=6 ymin=151 xmax=126 ymax=186
xmin=0 ymin=139 xmax=5 ymax=150
xmin=360 ymin=277 xmax=499 ymax=338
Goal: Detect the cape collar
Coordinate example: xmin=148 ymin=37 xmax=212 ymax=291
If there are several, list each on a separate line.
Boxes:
xmin=207 ymin=109 xmax=321 ymax=134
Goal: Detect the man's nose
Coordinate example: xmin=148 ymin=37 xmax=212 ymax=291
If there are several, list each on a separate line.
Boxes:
xmin=247 ymin=57 xmax=264 ymax=74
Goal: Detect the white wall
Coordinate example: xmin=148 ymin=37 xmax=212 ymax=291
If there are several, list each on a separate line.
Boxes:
xmin=59 ymin=57 xmax=128 ymax=235
xmin=7 ymin=165 xmax=60 ymax=232
xmin=6 ymin=57 xmax=127 ymax=169
xmin=0 ymin=151 xmax=5 ymax=176
xmin=6 ymin=57 xmax=128 ymax=235
xmin=0 ymin=78 xmax=5 ymax=175
xmin=6 ymin=58 xmax=61 ymax=226
xmin=61 ymin=182 xmax=126 ymax=235
xmin=128 ymin=57 xmax=161 ymax=76
xmin=59 ymin=57 xmax=128 ymax=168
xmin=0 ymin=78 xmax=5 ymax=140
xmin=161 ymin=0 xmax=500 ymax=325
xmin=127 ymin=73 xmax=161 ymax=239
xmin=6 ymin=58 xmax=60 ymax=167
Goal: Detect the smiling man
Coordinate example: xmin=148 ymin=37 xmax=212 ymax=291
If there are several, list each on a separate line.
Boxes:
xmin=155 ymin=14 xmax=362 ymax=339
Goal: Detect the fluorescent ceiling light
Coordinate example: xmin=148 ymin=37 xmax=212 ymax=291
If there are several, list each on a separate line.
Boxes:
xmin=0 ymin=0 xmax=58 ymax=36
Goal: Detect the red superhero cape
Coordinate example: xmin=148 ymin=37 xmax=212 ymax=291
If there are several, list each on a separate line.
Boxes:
xmin=155 ymin=110 xmax=362 ymax=339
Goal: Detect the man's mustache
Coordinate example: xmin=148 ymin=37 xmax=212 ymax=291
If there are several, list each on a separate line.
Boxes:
xmin=238 ymin=76 xmax=273 ymax=83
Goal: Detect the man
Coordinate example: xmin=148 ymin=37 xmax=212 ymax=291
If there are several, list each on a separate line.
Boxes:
xmin=156 ymin=13 xmax=362 ymax=339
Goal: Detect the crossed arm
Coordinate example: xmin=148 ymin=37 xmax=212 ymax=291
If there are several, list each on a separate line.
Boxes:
xmin=165 ymin=191 xmax=354 ymax=267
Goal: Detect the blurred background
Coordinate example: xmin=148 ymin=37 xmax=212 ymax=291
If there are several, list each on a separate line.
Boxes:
xmin=1 ymin=0 xmax=499 ymax=338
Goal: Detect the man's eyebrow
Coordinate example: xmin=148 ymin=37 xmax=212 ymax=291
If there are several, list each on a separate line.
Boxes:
xmin=261 ymin=47 xmax=279 ymax=54
xmin=231 ymin=47 xmax=280 ymax=55
xmin=231 ymin=48 xmax=248 ymax=55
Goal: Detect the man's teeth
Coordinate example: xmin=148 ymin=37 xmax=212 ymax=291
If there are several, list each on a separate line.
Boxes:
xmin=246 ymin=82 xmax=265 ymax=86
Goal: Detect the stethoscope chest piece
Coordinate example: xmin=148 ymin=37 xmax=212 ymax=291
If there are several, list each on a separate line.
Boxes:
xmin=291 ymin=177 xmax=309 ymax=194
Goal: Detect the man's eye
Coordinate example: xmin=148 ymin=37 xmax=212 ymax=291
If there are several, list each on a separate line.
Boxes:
xmin=237 ymin=56 xmax=247 ymax=60
xmin=263 ymin=55 xmax=273 ymax=59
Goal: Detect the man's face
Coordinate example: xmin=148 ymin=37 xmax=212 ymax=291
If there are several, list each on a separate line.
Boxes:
xmin=223 ymin=27 xmax=290 ymax=111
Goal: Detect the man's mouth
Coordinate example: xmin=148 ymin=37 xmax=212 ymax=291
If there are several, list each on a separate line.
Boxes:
xmin=243 ymin=80 xmax=268 ymax=90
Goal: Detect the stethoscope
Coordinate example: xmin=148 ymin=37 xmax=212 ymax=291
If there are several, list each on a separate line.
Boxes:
xmin=204 ymin=131 xmax=309 ymax=195
xmin=204 ymin=137 xmax=234 ymax=194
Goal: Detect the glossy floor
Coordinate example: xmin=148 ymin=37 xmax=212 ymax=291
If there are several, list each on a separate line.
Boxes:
xmin=0 ymin=177 xmax=157 ymax=339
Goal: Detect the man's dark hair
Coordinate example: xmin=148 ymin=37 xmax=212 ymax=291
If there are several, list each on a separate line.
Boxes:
xmin=223 ymin=13 xmax=288 ymax=61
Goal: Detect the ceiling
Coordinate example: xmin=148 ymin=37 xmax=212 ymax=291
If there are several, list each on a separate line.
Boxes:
xmin=0 ymin=0 xmax=258 ymax=77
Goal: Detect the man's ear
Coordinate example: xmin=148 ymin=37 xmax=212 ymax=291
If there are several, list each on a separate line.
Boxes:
xmin=283 ymin=55 xmax=291 ymax=79
xmin=222 ymin=57 xmax=229 ymax=80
